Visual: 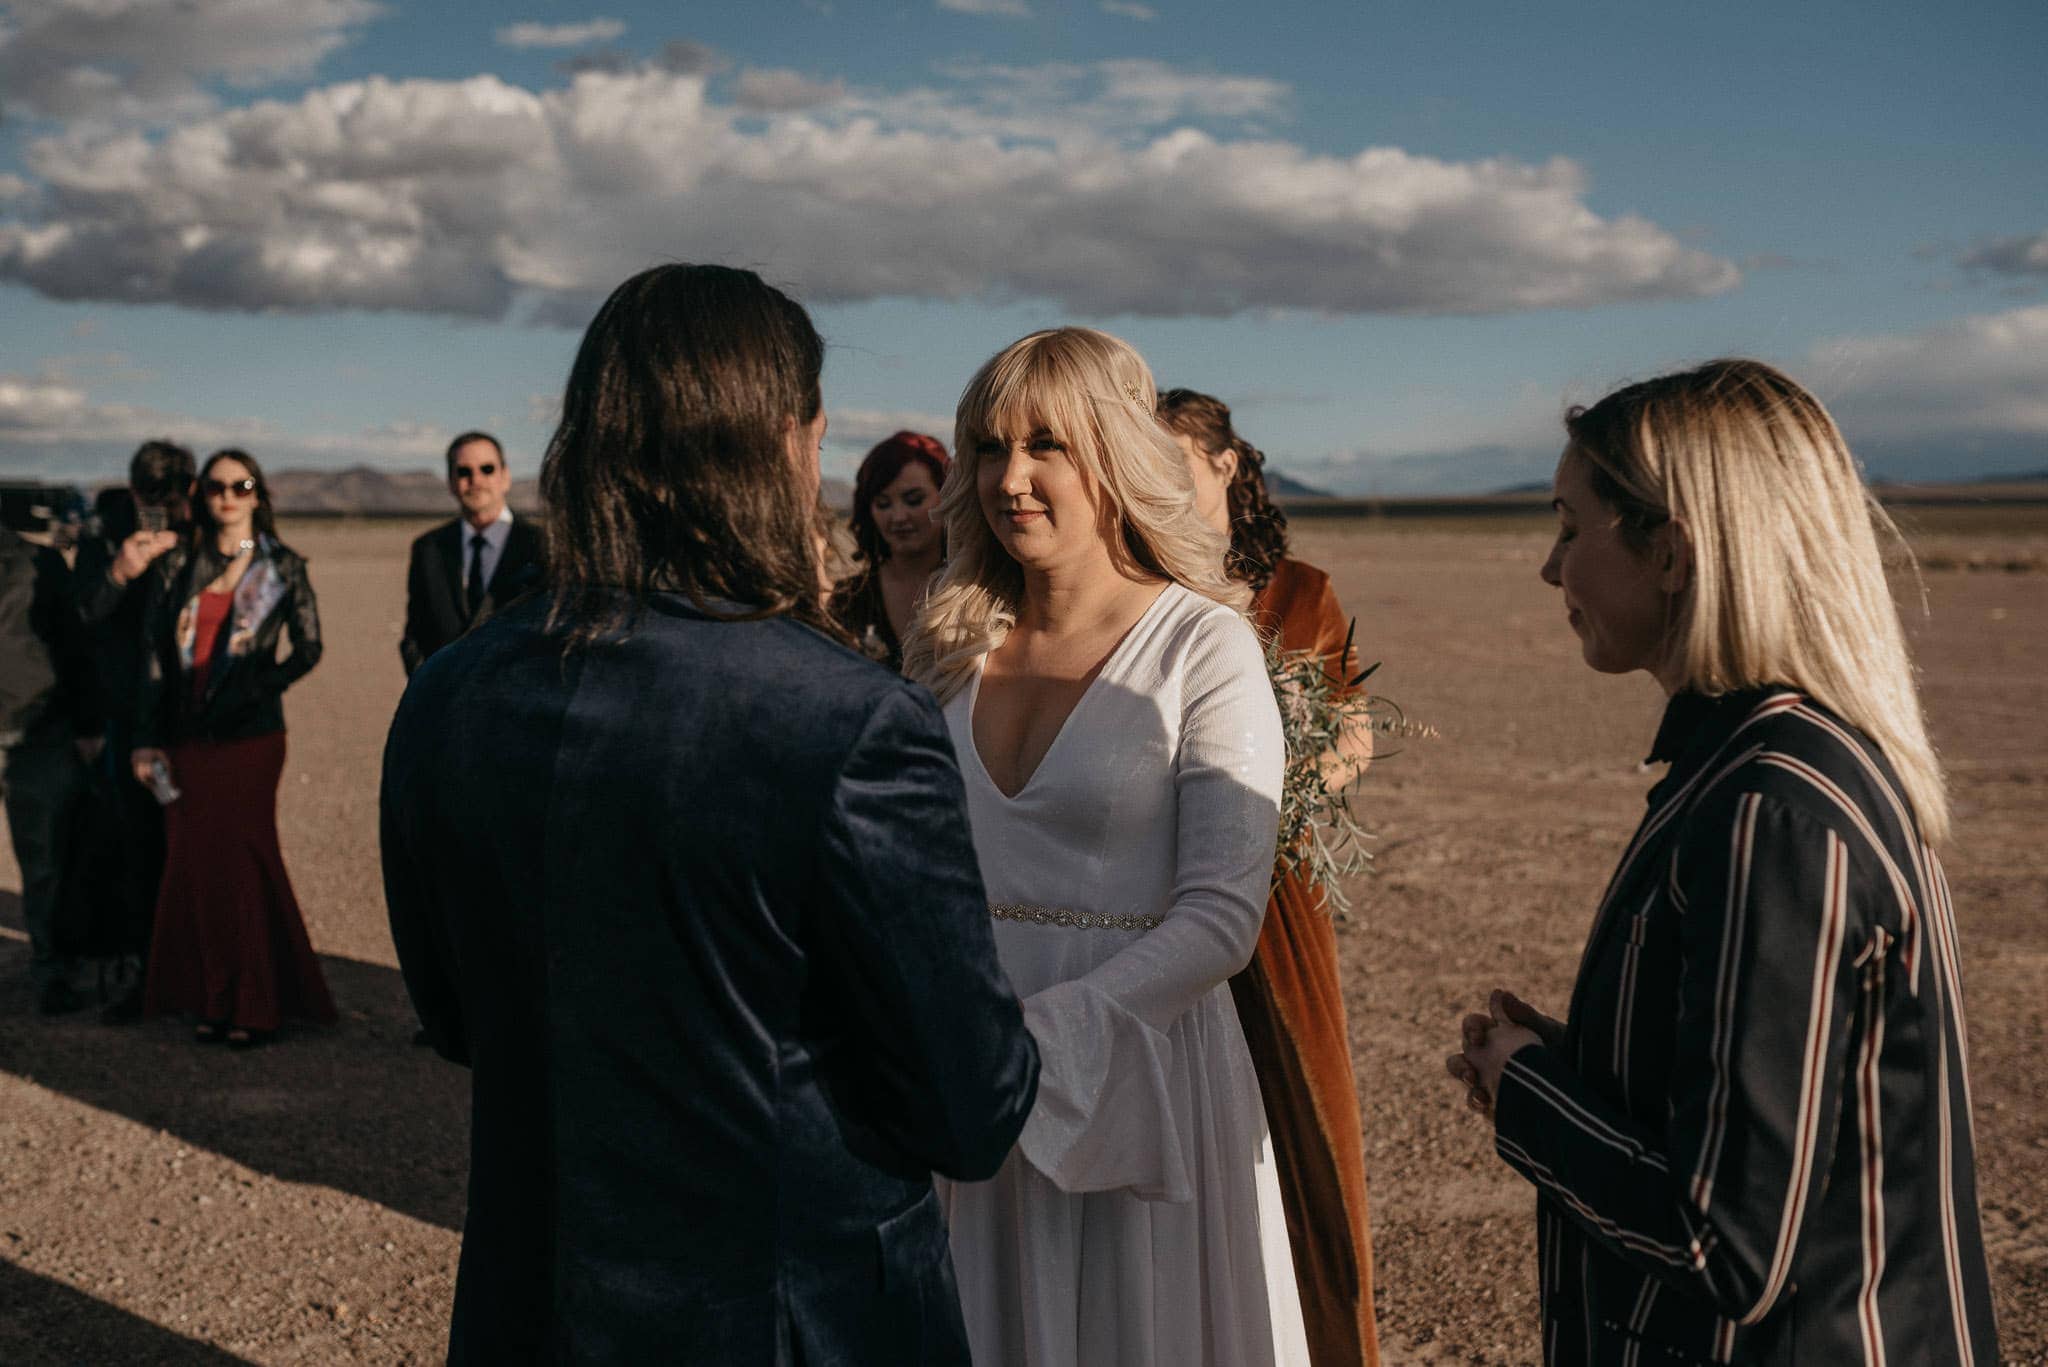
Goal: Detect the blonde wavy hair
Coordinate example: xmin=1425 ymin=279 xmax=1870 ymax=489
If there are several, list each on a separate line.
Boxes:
xmin=1569 ymin=358 xmax=1949 ymax=844
xmin=902 ymin=327 xmax=1247 ymax=702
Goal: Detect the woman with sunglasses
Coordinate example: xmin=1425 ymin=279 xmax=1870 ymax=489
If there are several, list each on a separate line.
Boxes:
xmin=132 ymin=449 xmax=333 ymax=1048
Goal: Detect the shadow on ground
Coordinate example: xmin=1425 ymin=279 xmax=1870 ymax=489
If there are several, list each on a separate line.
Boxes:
xmin=0 ymin=1259 xmax=252 ymax=1366
xmin=0 ymin=890 xmax=469 ymax=1232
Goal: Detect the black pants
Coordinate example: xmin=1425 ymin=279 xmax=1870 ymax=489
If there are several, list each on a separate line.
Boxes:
xmin=2 ymin=725 xmax=85 ymax=986
xmin=101 ymin=722 xmax=166 ymax=961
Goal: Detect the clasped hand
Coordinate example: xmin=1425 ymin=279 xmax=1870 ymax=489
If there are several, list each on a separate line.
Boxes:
xmin=1444 ymin=989 xmax=1560 ymax=1120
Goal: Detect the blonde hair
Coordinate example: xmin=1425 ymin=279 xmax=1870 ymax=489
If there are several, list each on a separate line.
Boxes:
xmin=1568 ymin=358 xmax=1949 ymax=843
xmin=903 ymin=327 xmax=1247 ymax=701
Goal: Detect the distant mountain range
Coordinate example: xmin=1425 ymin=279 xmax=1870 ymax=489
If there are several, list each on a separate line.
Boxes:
xmin=258 ymin=461 xmax=2048 ymax=516
xmin=266 ymin=466 xmax=542 ymax=516
xmin=1267 ymin=470 xmax=1334 ymax=500
xmin=265 ymin=464 xmax=1320 ymax=514
xmin=265 ymin=465 xmax=856 ymax=515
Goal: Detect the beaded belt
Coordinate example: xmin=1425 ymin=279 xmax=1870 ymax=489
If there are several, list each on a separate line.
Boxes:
xmin=989 ymin=902 xmax=1162 ymax=932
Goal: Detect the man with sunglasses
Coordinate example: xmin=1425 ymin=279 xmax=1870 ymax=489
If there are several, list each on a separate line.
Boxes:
xmin=399 ymin=432 xmax=545 ymax=676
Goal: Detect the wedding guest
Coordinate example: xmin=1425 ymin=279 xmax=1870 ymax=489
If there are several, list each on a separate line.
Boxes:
xmin=1448 ymin=360 xmax=2001 ymax=1363
xmin=381 ymin=263 xmax=1039 ymax=1365
xmin=398 ymin=431 xmax=544 ymax=675
xmin=73 ymin=439 xmax=193 ymax=1022
xmin=133 ymin=450 xmax=333 ymax=1048
xmin=1161 ymin=386 xmax=1381 ymax=1366
xmin=906 ymin=329 xmax=1308 ymax=1364
xmin=829 ymin=430 xmax=948 ymax=669
xmin=1 ymin=521 xmax=94 ymax=1014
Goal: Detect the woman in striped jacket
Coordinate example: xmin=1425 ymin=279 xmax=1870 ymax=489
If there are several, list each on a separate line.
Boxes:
xmin=1448 ymin=359 xmax=2001 ymax=1365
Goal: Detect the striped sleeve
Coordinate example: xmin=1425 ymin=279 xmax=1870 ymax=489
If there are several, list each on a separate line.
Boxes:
xmin=1494 ymin=793 xmax=1865 ymax=1321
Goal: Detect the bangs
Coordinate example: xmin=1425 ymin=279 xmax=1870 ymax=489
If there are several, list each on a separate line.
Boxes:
xmin=955 ymin=335 xmax=1104 ymax=459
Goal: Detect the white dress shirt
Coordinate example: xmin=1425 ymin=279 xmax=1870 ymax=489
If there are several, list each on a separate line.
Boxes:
xmin=463 ymin=506 xmax=515 ymax=599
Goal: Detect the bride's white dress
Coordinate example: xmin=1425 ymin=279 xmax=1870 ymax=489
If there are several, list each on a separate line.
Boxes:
xmin=935 ymin=584 xmax=1311 ymax=1366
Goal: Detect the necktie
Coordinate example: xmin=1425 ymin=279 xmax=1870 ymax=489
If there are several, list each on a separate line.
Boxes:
xmin=466 ymin=532 xmax=488 ymax=618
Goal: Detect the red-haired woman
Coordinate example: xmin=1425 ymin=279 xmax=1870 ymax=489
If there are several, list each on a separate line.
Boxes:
xmin=828 ymin=431 xmax=947 ymax=671
xmin=1161 ymin=388 xmax=1381 ymax=1366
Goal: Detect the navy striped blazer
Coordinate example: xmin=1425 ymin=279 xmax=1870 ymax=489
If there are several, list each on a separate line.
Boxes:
xmin=1493 ymin=688 xmax=2001 ymax=1365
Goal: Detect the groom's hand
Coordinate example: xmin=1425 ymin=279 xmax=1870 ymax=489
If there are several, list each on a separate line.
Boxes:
xmin=1464 ymin=991 xmax=1542 ymax=1103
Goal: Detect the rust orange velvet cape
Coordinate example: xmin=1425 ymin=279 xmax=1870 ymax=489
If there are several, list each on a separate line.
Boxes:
xmin=1232 ymin=556 xmax=1381 ymax=1366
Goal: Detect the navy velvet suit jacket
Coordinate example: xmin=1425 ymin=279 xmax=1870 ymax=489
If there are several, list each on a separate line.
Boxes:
xmin=380 ymin=592 xmax=1039 ymax=1365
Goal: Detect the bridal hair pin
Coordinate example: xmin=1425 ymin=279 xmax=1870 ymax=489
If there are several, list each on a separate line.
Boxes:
xmin=1123 ymin=383 xmax=1153 ymax=417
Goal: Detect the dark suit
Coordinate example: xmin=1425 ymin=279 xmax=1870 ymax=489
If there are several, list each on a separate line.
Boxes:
xmin=381 ymin=592 xmax=1040 ymax=1365
xmin=399 ymin=515 xmax=544 ymax=674
xmin=1492 ymin=689 xmax=2000 ymax=1364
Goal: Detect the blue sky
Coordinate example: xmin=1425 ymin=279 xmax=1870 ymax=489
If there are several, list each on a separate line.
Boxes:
xmin=2 ymin=0 xmax=2043 ymax=492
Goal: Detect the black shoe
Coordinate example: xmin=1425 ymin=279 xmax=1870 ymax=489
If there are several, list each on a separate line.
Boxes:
xmin=100 ymin=985 xmax=145 ymax=1025
xmin=226 ymin=1027 xmax=275 ymax=1051
xmin=36 ymin=981 xmax=84 ymax=1016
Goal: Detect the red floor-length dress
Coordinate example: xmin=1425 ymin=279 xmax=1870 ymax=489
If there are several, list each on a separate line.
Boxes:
xmin=1231 ymin=556 xmax=1382 ymax=1366
xmin=144 ymin=590 xmax=336 ymax=1033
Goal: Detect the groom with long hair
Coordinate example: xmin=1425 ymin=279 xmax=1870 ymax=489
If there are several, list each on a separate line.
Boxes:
xmin=381 ymin=264 xmax=1039 ymax=1364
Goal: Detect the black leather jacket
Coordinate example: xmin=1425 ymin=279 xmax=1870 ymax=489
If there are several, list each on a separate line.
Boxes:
xmin=137 ymin=537 xmax=322 ymax=747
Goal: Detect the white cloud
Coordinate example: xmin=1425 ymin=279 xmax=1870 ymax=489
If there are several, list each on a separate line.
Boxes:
xmin=827 ymin=408 xmax=955 ymax=448
xmin=1811 ymin=304 xmax=2048 ymax=445
xmin=734 ymin=67 xmax=846 ymax=112
xmin=1310 ymin=310 xmax=2048 ymax=492
xmin=0 ymin=365 xmax=448 ymax=475
xmin=938 ymin=0 xmax=1032 ymax=15
xmin=1956 ymin=230 xmax=2048 ymax=278
xmin=496 ymin=19 xmax=627 ymax=50
xmin=1291 ymin=381 xmax=1575 ymax=494
xmin=0 ymin=0 xmax=381 ymax=121
xmin=1100 ymin=0 xmax=1158 ymax=18
xmin=0 ymin=374 xmax=92 ymax=433
xmin=909 ymin=58 xmax=1288 ymax=138
xmin=819 ymin=408 xmax=956 ymax=476
xmin=0 ymin=62 xmax=1739 ymax=322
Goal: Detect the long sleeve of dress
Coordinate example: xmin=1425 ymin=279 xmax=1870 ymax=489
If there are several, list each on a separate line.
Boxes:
xmin=1492 ymin=793 xmax=1875 ymax=1322
xmin=1015 ymin=611 xmax=1285 ymax=1200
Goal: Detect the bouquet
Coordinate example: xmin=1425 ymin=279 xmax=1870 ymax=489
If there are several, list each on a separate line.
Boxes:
xmin=1265 ymin=620 xmax=1437 ymax=919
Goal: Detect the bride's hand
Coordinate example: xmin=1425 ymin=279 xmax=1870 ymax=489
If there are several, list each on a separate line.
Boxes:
xmin=1491 ymin=988 xmax=1565 ymax=1050
xmin=1445 ymin=1009 xmax=1497 ymax=1117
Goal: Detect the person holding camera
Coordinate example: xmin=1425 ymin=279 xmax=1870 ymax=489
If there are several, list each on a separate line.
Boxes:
xmin=71 ymin=440 xmax=194 ymax=1021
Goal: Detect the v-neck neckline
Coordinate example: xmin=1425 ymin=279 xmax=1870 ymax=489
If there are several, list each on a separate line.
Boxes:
xmin=967 ymin=583 xmax=1177 ymax=803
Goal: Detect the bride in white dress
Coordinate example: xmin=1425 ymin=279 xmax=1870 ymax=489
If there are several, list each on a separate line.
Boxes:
xmin=904 ymin=327 xmax=1311 ymax=1366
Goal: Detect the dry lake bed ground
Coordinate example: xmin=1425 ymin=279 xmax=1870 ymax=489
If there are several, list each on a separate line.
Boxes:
xmin=3 ymin=509 xmax=2043 ymax=1364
